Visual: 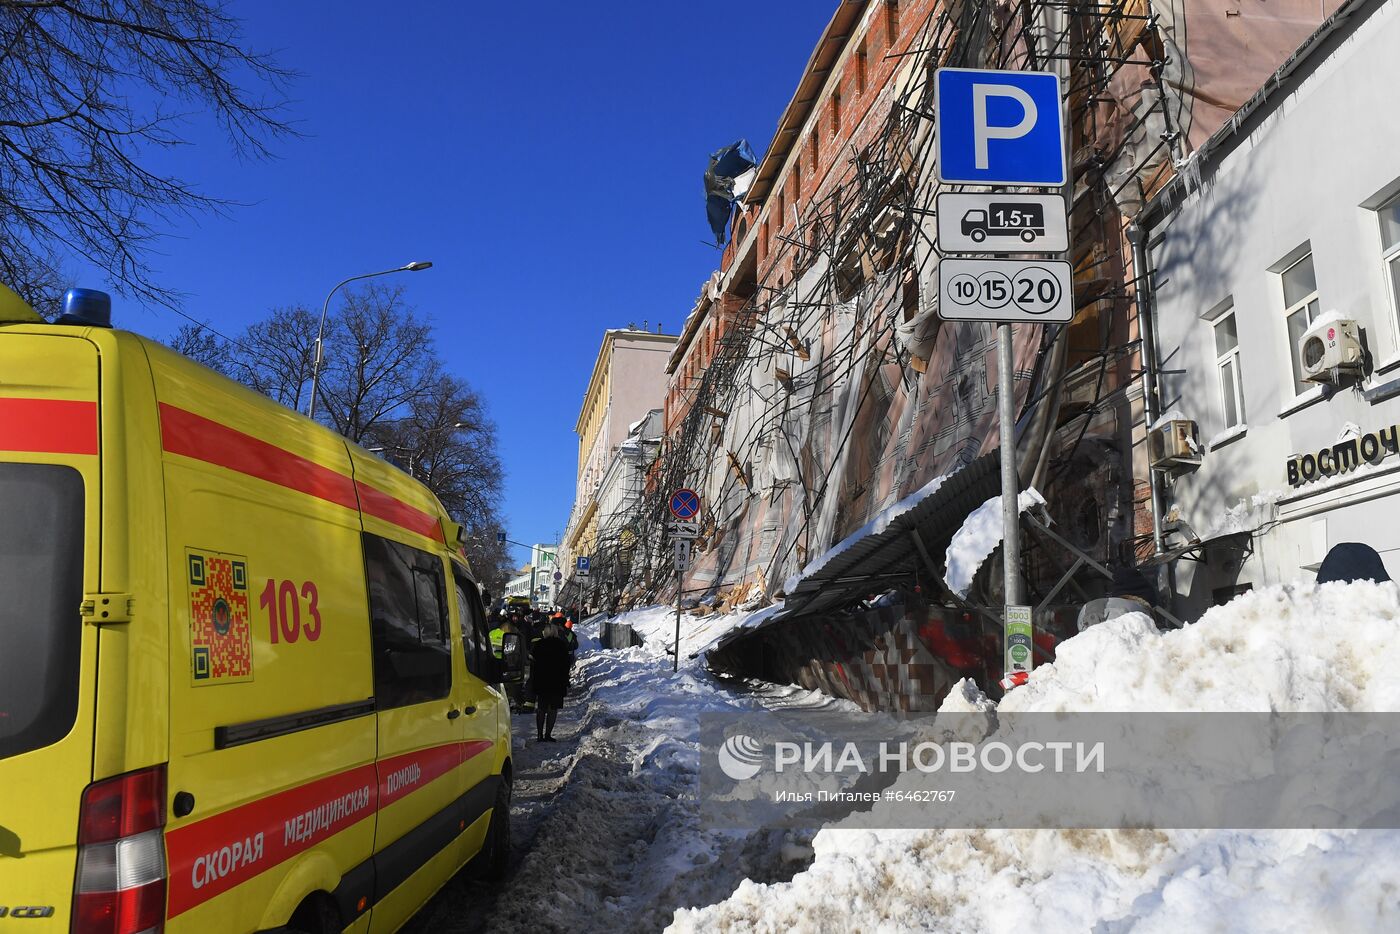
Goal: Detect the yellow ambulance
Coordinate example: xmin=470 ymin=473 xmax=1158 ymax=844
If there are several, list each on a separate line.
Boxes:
xmin=0 ymin=285 xmax=519 ymax=933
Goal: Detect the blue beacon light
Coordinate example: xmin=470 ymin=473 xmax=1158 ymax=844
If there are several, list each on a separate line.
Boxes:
xmin=55 ymin=288 xmax=113 ymax=328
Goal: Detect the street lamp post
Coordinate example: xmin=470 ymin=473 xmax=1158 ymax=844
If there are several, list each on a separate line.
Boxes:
xmin=307 ymin=261 xmax=433 ymax=418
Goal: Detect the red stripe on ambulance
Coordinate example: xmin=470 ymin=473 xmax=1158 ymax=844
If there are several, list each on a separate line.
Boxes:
xmin=165 ymin=763 xmax=377 ymax=917
xmin=0 ymin=398 xmax=97 ymax=455
xmin=158 ymin=403 xmax=359 ymax=510
xmin=164 ymin=740 xmax=494 ymax=917
xmin=355 ymin=479 xmax=444 ymax=542
xmin=378 ymin=740 xmax=494 ymax=808
xmin=158 ymin=403 xmax=444 ymax=542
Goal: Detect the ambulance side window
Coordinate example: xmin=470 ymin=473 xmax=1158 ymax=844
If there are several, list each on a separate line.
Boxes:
xmin=363 ymin=533 xmax=452 ymax=709
xmin=454 ymin=574 xmax=491 ymax=680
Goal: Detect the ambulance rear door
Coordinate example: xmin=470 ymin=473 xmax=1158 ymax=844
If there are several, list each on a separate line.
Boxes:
xmin=0 ymin=331 xmax=102 ymax=926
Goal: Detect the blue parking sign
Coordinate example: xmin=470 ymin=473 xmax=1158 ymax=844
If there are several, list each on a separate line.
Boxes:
xmin=935 ymin=68 xmax=1065 ymax=187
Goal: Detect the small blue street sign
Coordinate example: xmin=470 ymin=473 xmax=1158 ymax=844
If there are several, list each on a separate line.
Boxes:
xmin=496 ymin=531 xmax=506 ymax=544
xmin=670 ymin=488 xmax=701 ymax=520
xmin=577 ymin=556 xmax=590 ymax=572
xmin=935 ymin=68 xmax=1065 ymax=187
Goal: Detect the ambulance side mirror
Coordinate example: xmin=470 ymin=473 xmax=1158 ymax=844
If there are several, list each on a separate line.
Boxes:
xmin=500 ymin=632 xmax=525 ymax=681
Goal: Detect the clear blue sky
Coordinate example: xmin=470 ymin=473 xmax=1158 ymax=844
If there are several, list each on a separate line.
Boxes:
xmin=75 ymin=1 xmax=829 ymax=568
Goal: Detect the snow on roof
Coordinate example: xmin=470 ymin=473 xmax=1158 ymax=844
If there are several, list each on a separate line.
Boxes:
xmin=943 ymin=487 xmax=1045 ymax=597
xmin=784 ymin=470 xmax=954 ymax=594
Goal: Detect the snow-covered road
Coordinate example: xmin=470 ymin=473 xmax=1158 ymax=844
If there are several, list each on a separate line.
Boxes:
xmin=404 ymin=615 xmax=863 ymax=933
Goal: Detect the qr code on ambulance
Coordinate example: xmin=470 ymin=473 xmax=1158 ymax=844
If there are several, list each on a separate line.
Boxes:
xmin=187 ymin=549 xmax=253 ymax=685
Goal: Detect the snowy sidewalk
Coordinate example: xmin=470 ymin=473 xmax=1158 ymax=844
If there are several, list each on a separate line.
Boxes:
xmin=405 ymin=626 xmax=833 ymax=933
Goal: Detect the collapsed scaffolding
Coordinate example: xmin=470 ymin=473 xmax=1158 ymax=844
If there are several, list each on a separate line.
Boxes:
xmin=584 ymin=0 xmax=1195 ymax=616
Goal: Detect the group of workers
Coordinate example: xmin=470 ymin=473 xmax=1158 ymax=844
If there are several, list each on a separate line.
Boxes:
xmin=489 ymin=604 xmax=582 ymax=742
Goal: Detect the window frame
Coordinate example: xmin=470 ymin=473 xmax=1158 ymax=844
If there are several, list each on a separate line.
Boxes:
xmin=1377 ymin=191 xmax=1400 ymax=343
xmin=362 ymin=532 xmax=453 ymax=711
xmin=0 ymin=463 xmax=85 ymax=762
xmin=1212 ymin=309 xmax=1245 ymax=430
xmin=453 ymin=567 xmax=494 ymax=682
xmin=1279 ymin=252 xmax=1321 ymax=397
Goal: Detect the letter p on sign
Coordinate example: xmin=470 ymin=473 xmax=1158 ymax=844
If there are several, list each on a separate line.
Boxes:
xmin=935 ymin=68 xmax=1066 ymax=187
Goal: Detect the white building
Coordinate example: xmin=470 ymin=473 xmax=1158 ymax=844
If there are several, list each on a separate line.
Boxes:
xmin=504 ymin=566 xmax=533 ymax=601
xmin=1144 ymin=0 xmax=1400 ymax=615
xmin=501 ymin=548 xmax=560 ymax=608
xmin=529 ymin=544 xmax=560 ymax=609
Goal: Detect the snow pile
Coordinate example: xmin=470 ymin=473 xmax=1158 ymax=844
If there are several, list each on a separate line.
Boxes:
xmin=670 ymin=582 xmax=1400 ymax=932
xmin=786 ymin=470 xmax=953 ymax=592
xmin=944 ymin=487 xmax=1045 ymax=597
xmin=610 ymin=601 xmax=793 ymax=669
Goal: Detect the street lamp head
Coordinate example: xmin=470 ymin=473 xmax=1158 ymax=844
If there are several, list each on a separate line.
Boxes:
xmin=403 ymin=261 xmax=433 ymax=272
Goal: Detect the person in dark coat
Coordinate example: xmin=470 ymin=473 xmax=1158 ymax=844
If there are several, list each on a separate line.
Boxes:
xmin=529 ymin=618 xmax=571 ymax=741
xmin=1316 ymin=542 xmax=1392 ymax=584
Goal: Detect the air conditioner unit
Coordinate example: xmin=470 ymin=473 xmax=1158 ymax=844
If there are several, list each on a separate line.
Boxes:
xmin=1299 ymin=315 xmax=1362 ymax=383
xmin=1150 ymin=418 xmax=1202 ymax=470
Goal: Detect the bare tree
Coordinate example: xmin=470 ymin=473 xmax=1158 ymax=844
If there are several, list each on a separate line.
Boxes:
xmin=364 ymin=373 xmax=512 ymax=592
xmin=232 ymin=304 xmax=321 ymax=411
xmin=0 ymin=0 xmax=294 ymax=308
xmin=316 ymin=282 xmax=439 ymax=444
xmin=173 ymin=283 xmax=513 ymax=591
xmin=166 ymin=320 xmax=230 ymax=374
xmin=369 ymin=374 xmax=502 ymax=521
xmin=462 ymin=519 xmax=514 ymax=599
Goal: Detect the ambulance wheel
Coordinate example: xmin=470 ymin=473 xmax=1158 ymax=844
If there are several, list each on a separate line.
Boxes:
xmin=478 ymin=777 xmax=512 ymax=882
xmin=282 ymin=893 xmax=339 ymax=934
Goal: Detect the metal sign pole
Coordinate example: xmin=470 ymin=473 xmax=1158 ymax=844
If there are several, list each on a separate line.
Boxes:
xmin=933 ymin=65 xmax=1068 ymax=684
xmin=674 ymin=598 xmax=681 ymax=673
xmin=998 ymin=322 xmax=1023 ymax=606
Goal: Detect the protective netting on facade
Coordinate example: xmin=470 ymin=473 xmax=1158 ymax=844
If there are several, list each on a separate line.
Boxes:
xmin=578 ymin=0 xmax=1322 ymax=614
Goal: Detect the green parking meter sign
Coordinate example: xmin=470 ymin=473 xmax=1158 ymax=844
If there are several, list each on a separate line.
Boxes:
xmin=1005 ymin=605 xmax=1033 ymax=674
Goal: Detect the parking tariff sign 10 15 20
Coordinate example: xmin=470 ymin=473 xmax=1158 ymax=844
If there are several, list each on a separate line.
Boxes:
xmin=937 ymin=258 xmax=1073 ymax=323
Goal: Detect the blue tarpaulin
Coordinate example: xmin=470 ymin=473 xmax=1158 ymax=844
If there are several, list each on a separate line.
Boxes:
xmin=704 ymin=140 xmax=758 ymax=245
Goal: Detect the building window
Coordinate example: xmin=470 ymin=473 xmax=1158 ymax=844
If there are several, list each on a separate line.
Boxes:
xmin=1377 ymin=193 xmax=1400 ymax=332
xmin=1281 ymin=252 xmax=1320 ymax=395
xmin=885 ymin=0 xmax=899 ymax=48
xmin=855 ymin=44 xmax=867 ymax=96
xmin=830 ymin=90 xmax=842 ymax=138
xmin=1213 ymin=309 xmax=1244 ymax=429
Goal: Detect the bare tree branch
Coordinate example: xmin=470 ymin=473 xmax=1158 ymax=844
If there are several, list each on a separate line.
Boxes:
xmin=0 ymin=0 xmax=296 ymax=307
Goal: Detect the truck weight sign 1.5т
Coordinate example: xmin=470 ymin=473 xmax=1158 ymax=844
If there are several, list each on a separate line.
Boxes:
xmin=936 ymin=193 xmax=1068 ymax=253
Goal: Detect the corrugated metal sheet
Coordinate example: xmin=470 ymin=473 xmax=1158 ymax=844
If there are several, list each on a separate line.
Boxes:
xmin=723 ymin=452 xmax=1003 ymax=647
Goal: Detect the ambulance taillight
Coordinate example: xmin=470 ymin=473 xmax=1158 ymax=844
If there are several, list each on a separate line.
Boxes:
xmin=72 ymin=765 xmax=168 ymax=934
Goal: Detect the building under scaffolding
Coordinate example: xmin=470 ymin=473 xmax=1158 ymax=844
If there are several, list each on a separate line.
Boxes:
xmin=566 ymin=0 xmax=1351 ymax=707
